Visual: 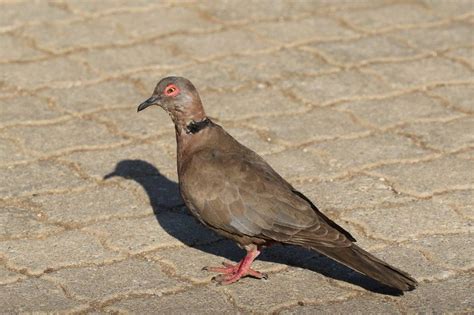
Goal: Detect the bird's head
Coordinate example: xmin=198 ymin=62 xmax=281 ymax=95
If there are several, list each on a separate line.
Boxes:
xmin=137 ymin=76 xmax=206 ymax=130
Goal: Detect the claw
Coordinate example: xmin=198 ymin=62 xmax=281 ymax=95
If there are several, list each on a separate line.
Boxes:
xmin=202 ymin=247 xmax=266 ymax=285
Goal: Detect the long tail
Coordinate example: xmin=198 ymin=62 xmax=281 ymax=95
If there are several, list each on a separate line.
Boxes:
xmin=312 ymin=244 xmax=418 ymax=292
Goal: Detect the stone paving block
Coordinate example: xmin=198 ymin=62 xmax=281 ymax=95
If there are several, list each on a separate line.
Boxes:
xmin=66 ymin=0 xmax=160 ymax=14
xmin=456 ymin=147 xmax=473 ymax=160
xmin=0 ymin=57 xmax=95 ymax=89
xmin=225 ymin=126 xmax=285 ymax=155
xmin=0 ymin=230 xmax=122 ymax=275
xmin=161 ymin=29 xmax=273 ymax=60
xmin=336 ymin=91 xmax=463 ymax=128
xmin=341 ymin=199 xmax=470 ymax=242
xmin=307 ymin=133 xmax=429 ymax=174
xmin=0 ymin=205 xmax=63 ymax=240
xmin=371 ymin=244 xmax=448 ymax=282
xmin=367 ymin=155 xmax=473 ymax=197
xmin=132 ymin=60 xmax=239 ymax=92
xmin=367 ymin=57 xmax=473 ymax=89
xmin=263 ymin=147 xmax=335 ymax=180
xmin=336 ymin=2 xmax=439 ymax=31
xmin=83 ymin=210 xmax=221 ymax=255
xmin=0 ymin=34 xmax=47 ymax=61
xmin=93 ymin=107 xmax=174 ymax=137
xmin=0 ymin=161 xmax=83 ymax=197
xmin=395 ymin=22 xmax=474 ymax=51
xmin=148 ymin=239 xmax=285 ymax=284
xmin=0 ymin=265 xmax=25 ymax=285
xmin=297 ymin=175 xmax=415 ymax=213
xmin=398 ymin=275 xmax=474 ymax=313
xmin=281 ymin=294 xmax=399 ymax=314
xmin=22 ymin=19 xmax=131 ymax=53
xmin=0 ymin=95 xmax=64 ymax=125
xmin=411 ymin=234 xmax=474 ymax=271
xmin=0 ymin=278 xmax=87 ymax=313
xmin=280 ymin=69 xmax=389 ymax=105
xmin=108 ymin=6 xmax=217 ymax=39
xmin=196 ymin=0 xmax=319 ymax=23
xmin=307 ymin=35 xmax=419 ymax=65
xmin=0 ymin=1 xmax=71 ymax=30
xmin=79 ymin=42 xmax=190 ymax=75
xmin=400 ymin=117 xmax=474 ymax=151
xmin=32 ymin=184 xmax=151 ymax=225
xmin=247 ymin=108 xmax=368 ymax=145
xmin=429 ymin=84 xmax=474 ymax=113
xmin=425 ymin=0 xmax=474 ymax=16
xmin=204 ymin=85 xmax=304 ymax=121
xmin=446 ymin=46 xmax=474 ymax=68
xmin=251 ymin=16 xmax=358 ymax=44
xmin=0 ymin=138 xmax=30 ymax=163
xmin=223 ymin=48 xmax=337 ymax=82
xmin=63 ymin=139 xmax=177 ymax=180
xmin=432 ymin=190 xmax=473 ymax=220
xmin=38 ymin=80 xmax=141 ymax=114
xmin=4 ymin=118 xmax=124 ymax=154
xmin=107 ymin=286 xmax=236 ymax=314
xmin=46 ymin=258 xmax=182 ymax=301
xmin=222 ymin=268 xmax=354 ymax=313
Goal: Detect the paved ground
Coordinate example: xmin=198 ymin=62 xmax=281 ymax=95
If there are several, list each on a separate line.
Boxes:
xmin=0 ymin=0 xmax=473 ymax=313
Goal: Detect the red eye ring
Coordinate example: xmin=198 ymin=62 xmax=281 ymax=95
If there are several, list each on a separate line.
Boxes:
xmin=164 ymin=84 xmax=180 ymax=97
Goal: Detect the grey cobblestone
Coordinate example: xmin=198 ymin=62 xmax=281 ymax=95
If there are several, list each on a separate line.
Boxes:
xmin=0 ymin=0 xmax=472 ymax=313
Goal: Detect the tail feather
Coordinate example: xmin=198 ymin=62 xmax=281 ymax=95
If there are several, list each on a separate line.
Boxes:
xmin=312 ymin=244 xmax=418 ymax=292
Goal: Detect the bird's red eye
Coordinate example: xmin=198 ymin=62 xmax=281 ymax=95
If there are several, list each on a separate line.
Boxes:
xmin=164 ymin=84 xmax=179 ymax=97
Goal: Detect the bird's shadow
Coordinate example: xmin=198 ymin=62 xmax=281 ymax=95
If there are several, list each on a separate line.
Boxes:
xmin=104 ymin=159 xmax=402 ymax=296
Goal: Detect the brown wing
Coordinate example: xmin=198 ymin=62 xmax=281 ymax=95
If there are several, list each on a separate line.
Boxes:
xmin=181 ymin=142 xmax=354 ymax=248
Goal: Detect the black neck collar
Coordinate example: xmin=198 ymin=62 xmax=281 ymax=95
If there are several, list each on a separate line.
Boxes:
xmin=185 ymin=117 xmax=211 ymax=134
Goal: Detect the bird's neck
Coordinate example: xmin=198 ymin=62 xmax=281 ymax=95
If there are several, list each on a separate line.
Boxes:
xmin=170 ymin=99 xmax=207 ymax=132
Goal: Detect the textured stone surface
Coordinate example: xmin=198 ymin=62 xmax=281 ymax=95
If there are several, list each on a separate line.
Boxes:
xmin=429 ymin=85 xmax=474 ymax=113
xmin=0 ymin=231 xmax=122 ymax=275
xmin=0 ymin=1 xmax=472 ymax=313
xmin=281 ymin=69 xmax=389 ymax=105
xmin=0 ymin=138 xmax=30 ymax=163
xmin=0 ymin=278 xmax=86 ymax=313
xmin=298 ymin=175 xmax=415 ymax=212
xmin=398 ymin=275 xmax=474 ymax=314
xmin=0 ymin=95 xmax=64 ymax=125
xmin=0 ymin=161 xmax=84 ymax=197
xmin=224 ymin=268 xmax=354 ymax=313
xmin=341 ymin=200 xmax=470 ymax=241
xmin=280 ymin=294 xmax=399 ymax=314
xmin=336 ymin=92 xmax=462 ymax=129
xmin=367 ymin=155 xmax=473 ymax=197
xmin=336 ymin=2 xmax=439 ymax=31
xmin=38 ymin=80 xmax=141 ymax=113
xmin=32 ymin=184 xmax=151 ymax=225
xmin=83 ymin=210 xmax=221 ymax=255
xmin=4 ymin=118 xmax=124 ymax=154
xmin=400 ymin=117 xmax=474 ymax=151
xmin=308 ymin=35 xmax=419 ymax=66
xmin=248 ymin=108 xmax=367 ymax=145
xmin=0 ymin=205 xmax=63 ymax=240
xmin=45 ymin=258 xmax=183 ymax=301
xmin=107 ymin=286 xmax=236 ymax=314
xmin=367 ymin=57 xmax=473 ymax=89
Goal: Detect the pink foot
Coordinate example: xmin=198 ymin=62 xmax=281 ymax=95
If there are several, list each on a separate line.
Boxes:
xmin=202 ymin=248 xmax=268 ymax=285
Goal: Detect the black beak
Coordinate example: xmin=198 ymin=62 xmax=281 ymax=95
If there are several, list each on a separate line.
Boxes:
xmin=103 ymin=171 xmax=116 ymax=180
xmin=137 ymin=96 xmax=159 ymax=112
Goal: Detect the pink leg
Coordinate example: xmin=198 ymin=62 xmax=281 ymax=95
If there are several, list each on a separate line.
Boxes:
xmin=203 ymin=247 xmax=268 ymax=285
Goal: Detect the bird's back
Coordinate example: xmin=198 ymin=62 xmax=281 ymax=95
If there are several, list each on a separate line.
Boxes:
xmin=177 ymin=121 xmax=355 ymax=248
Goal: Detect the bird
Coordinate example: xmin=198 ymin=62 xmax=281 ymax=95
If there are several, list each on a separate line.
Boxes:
xmin=137 ymin=76 xmax=418 ymax=292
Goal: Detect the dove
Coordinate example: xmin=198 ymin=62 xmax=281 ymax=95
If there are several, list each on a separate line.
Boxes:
xmin=137 ymin=76 xmax=417 ymax=292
